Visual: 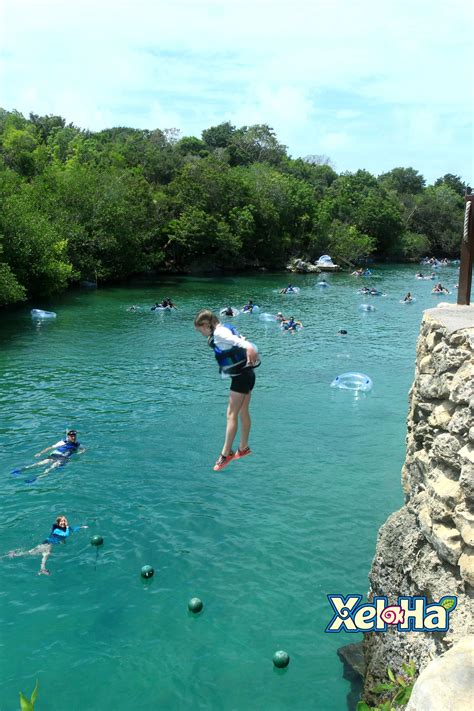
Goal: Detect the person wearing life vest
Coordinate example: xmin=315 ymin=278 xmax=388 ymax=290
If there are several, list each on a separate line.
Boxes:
xmin=15 ymin=430 xmax=86 ymax=480
xmin=195 ymin=309 xmax=259 ymax=472
xmin=3 ymin=515 xmax=88 ymax=575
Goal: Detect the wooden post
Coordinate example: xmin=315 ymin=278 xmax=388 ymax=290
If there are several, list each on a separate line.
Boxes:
xmin=457 ymin=193 xmax=474 ymax=305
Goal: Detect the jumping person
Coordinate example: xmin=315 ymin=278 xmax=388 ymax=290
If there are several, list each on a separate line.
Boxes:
xmin=194 ymin=309 xmax=259 ymax=472
xmin=3 ymin=516 xmax=88 ymax=575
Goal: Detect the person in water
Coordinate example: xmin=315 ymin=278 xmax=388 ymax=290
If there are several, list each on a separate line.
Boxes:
xmin=403 ymin=292 xmax=413 ymax=302
xmin=3 ymin=515 xmax=88 ymax=575
xmin=194 ymin=309 xmax=259 ymax=472
xmin=280 ymin=285 xmax=295 ymax=294
xmin=242 ymin=299 xmax=255 ymax=313
xmin=282 ymin=316 xmax=303 ymax=332
xmin=13 ymin=430 xmax=85 ymax=480
xmin=432 ymin=283 xmax=450 ymax=294
xmin=223 ymin=306 xmax=235 ymax=316
xmin=127 ymin=305 xmax=140 ymax=311
xmin=276 ymin=312 xmax=285 ymax=322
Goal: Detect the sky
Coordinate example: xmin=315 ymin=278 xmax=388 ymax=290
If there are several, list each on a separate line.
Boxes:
xmin=0 ymin=0 xmax=472 ymax=183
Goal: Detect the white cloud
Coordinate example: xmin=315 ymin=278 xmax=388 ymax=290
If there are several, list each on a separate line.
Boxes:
xmin=0 ymin=0 xmax=472 ymax=180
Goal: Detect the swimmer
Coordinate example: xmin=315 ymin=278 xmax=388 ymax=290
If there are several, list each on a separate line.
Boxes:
xmin=12 ymin=430 xmax=85 ymax=481
xmin=127 ymin=305 xmax=140 ymax=311
xmin=195 ymin=309 xmax=259 ymax=472
xmin=222 ymin=306 xmax=235 ymax=317
xmin=403 ymin=292 xmax=413 ymax=302
xmin=242 ymin=299 xmax=255 ymax=313
xmin=280 ymin=284 xmax=294 ymax=294
xmin=276 ymin=312 xmax=285 ymax=322
xmin=351 ymin=268 xmax=363 ymax=277
xmin=2 ymin=515 xmax=88 ymax=575
xmin=282 ymin=316 xmax=303 ymax=332
xmin=338 ymin=329 xmax=348 ymax=335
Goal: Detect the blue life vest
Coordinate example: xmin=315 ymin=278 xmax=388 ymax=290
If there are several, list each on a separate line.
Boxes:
xmin=208 ymin=325 xmax=249 ymax=377
xmin=54 ymin=439 xmax=80 ymax=456
xmin=45 ymin=525 xmax=71 ymax=545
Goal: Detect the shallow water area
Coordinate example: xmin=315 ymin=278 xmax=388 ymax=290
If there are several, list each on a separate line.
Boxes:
xmin=0 ymin=265 xmax=459 ymax=710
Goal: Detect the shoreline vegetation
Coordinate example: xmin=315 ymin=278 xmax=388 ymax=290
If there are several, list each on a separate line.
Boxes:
xmin=0 ymin=108 xmax=466 ymax=307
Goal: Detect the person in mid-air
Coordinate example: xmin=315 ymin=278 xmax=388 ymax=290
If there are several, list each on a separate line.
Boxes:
xmin=11 ymin=430 xmax=85 ymax=481
xmin=2 ymin=515 xmax=88 ymax=575
xmin=194 ymin=309 xmax=259 ymax=472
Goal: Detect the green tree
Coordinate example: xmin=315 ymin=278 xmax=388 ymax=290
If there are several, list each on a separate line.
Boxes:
xmin=434 ymin=173 xmax=467 ymax=197
xmin=378 ymin=167 xmax=425 ymax=194
xmin=409 ymin=184 xmax=463 ymax=254
xmin=327 ymin=221 xmax=376 ymax=263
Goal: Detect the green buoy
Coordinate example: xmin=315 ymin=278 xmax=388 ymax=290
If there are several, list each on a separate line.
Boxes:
xmin=90 ymin=535 xmax=103 ymax=546
xmin=141 ymin=565 xmax=154 ymax=579
xmin=188 ymin=597 xmax=203 ymax=613
xmin=273 ymin=650 xmax=290 ymax=668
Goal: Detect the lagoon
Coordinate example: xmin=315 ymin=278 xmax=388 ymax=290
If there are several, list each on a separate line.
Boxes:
xmin=0 ymin=266 xmax=458 ymax=710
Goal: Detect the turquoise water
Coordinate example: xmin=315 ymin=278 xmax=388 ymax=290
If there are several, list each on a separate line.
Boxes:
xmin=0 ymin=266 xmax=458 ymax=710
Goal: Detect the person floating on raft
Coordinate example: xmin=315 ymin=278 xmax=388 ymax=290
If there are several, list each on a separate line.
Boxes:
xmin=194 ymin=309 xmax=259 ymax=472
xmin=242 ymin=299 xmax=255 ymax=313
xmin=2 ymin=515 xmax=88 ymax=575
xmin=11 ymin=430 xmax=85 ymax=481
xmin=403 ymin=292 xmax=414 ymax=302
xmin=279 ymin=284 xmax=297 ymax=294
xmin=432 ymin=283 xmax=450 ymax=294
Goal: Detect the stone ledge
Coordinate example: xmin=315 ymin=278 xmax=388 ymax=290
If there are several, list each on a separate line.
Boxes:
xmin=424 ymin=304 xmax=474 ymax=334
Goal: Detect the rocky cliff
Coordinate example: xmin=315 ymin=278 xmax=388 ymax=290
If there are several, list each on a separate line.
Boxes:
xmin=363 ymin=304 xmax=474 ymax=705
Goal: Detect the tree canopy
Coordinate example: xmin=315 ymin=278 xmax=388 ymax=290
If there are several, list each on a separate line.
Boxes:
xmin=0 ymin=108 xmax=468 ymax=306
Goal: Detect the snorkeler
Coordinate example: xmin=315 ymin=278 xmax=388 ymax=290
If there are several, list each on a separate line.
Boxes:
xmin=11 ymin=430 xmax=85 ymax=481
xmin=3 ymin=515 xmax=88 ymax=575
xmin=194 ymin=309 xmax=259 ymax=471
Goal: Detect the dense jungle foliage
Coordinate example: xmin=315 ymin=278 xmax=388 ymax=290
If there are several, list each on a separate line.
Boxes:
xmin=0 ymin=108 xmax=467 ymax=305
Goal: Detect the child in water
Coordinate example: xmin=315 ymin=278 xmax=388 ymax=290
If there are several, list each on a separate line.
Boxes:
xmin=3 ymin=516 xmax=88 ymax=575
xmin=194 ymin=309 xmax=259 ymax=471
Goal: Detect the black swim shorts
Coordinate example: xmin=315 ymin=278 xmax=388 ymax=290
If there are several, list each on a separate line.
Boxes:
xmin=230 ymin=368 xmax=256 ymax=394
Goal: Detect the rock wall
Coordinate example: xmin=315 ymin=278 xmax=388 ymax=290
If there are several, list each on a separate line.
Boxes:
xmin=363 ymin=304 xmax=474 ymax=703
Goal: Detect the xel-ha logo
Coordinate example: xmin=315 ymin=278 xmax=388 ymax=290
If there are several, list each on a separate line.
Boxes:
xmin=325 ymin=595 xmax=457 ymax=633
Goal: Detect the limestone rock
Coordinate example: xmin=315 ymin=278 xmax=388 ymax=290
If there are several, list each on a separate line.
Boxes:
xmin=453 ymin=506 xmax=474 ymax=547
xmin=426 ymin=468 xmax=461 ymax=508
xmin=459 ymin=443 xmax=474 ymax=465
xmin=419 ymin=354 xmax=435 ymax=374
xmin=449 ymin=362 xmax=474 ymax=404
xmin=459 ymin=463 xmax=474 ymax=504
xmin=431 ymin=343 xmax=470 ymax=374
xmin=448 ymin=406 xmax=472 ymax=435
xmin=431 ymin=433 xmax=462 ymax=469
xmin=406 ymin=636 xmax=474 ymax=711
xmin=428 ymin=522 xmax=462 ymax=565
xmin=428 ymin=401 xmax=456 ymax=430
xmin=458 ymin=548 xmax=474 ymax=586
xmin=418 ymin=373 xmax=452 ymax=400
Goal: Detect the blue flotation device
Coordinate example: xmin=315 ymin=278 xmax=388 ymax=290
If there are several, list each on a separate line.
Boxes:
xmin=31 ymin=309 xmax=56 ymax=319
xmin=209 ymin=325 xmax=259 ymax=377
xmin=331 ymin=372 xmax=373 ymax=392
